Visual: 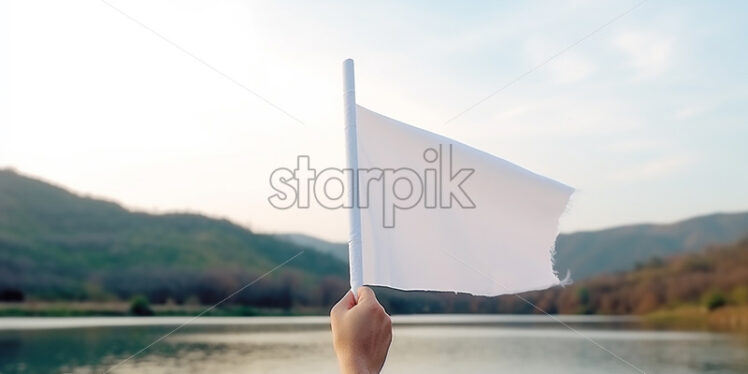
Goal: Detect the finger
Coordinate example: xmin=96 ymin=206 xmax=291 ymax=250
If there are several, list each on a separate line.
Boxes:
xmin=331 ymin=290 xmax=356 ymax=316
xmin=356 ymin=286 xmax=377 ymax=305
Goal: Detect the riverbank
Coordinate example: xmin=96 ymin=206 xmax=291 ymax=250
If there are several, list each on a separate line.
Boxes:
xmin=0 ymin=301 xmax=327 ymax=317
xmin=3 ymin=302 xmax=748 ymax=333
xmin=645 ymin=306 xmax=748 ymax=332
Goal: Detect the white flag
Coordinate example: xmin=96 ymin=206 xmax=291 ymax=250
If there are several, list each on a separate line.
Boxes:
xmin=350 ymin=105 xmax=574 ymax=296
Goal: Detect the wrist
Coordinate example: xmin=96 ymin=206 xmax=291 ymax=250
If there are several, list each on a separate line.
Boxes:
xmin=338 ymin=355 xmax=373 ymax=374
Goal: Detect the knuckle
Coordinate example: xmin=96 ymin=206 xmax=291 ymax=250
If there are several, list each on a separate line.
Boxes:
xmin=367 ymin=302 xmax=381 ymax=314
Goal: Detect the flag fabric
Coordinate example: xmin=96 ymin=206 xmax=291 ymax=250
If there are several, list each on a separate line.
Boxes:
xmin=351 ymin=105 xmax=574 ymax=296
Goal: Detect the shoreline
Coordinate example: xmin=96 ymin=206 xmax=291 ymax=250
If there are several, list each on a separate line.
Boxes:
xmin=2 ymin=302 xmax=748 ymax=333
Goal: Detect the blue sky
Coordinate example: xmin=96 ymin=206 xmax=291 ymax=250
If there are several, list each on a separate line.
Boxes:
xmin=2 ymin=0 xmax=747 ymax=241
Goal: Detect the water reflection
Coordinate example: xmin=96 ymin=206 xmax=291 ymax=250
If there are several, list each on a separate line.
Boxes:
xmin=0 ymin=316 xmax=746 ymax=374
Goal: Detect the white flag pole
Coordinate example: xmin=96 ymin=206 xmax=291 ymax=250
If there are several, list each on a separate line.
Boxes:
xmin=343 ymin=59 xmax=363 ymax=297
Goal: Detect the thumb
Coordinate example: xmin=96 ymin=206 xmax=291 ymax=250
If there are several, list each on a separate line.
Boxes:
xmin=356 ymin=286 xmax=377 ymax=305
xmin=331 ymin=290 xmax=356 ymax=316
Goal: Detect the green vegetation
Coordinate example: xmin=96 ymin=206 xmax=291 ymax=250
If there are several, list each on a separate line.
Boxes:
xmin=129 ymin=295 xmax=154 ymax=316
xmin=703 ymin=291 xmax=727 ymax=311
xmin=499 ymin=238 xmax=748 ymax=319
xmin=0 ymin=301 xmax=318 ymax=317
xmin=283 ymin=213 xmax=748 ymax=283
xmin=645 ymin=306 xmax=748 ymax=331
xmin=0 ymin=169 xmax=350 ymax=311
xmin=1 ymin=168 xmax=747 ymax=321
xmin=0 ymin=169 xmax=483 ymax=314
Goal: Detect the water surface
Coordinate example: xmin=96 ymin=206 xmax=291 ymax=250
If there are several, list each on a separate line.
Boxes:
xmin=0 ymin=315 xmax=746 ymax=373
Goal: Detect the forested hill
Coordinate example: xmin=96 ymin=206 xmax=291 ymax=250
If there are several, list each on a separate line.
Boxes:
xmin=1 ymin=168 xmax=747 ymax=315
xmin=280 ymin=212 xmax=748 ymax=282
xmin=501 ymin=237 xmax=748 ymax=316
xmin=0 ymin=169 xmax=348 ymax=306
xmin=553 ymin=211 xmax=748 ymax=280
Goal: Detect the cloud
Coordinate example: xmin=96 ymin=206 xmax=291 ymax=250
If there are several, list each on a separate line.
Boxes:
xmin=614 ymin=30 xmax=674 ymax=78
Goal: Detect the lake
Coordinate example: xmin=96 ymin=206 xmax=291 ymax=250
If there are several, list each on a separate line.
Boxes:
xmin=0 ymin=315 xmax=747 ymax=373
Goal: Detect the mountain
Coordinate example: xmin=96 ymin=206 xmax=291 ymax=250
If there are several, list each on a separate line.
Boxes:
xmin=500 ymin=237 xmax=748 ymax=316
xmin=553 ymin=212 xmax=748 ymax=280
xmin=0 ymin=169 xmax=349 ymax=307
xmin=276 ymin=233 xmax=348 ymax=262
xmin=278 ymin=213 xmax=748 ymax=282
xmin=1 ymin=168 xmax=747 ymax=315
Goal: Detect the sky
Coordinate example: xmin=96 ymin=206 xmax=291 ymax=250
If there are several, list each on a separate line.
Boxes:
xmin=2 ymin=0 xmax=747 ymax=242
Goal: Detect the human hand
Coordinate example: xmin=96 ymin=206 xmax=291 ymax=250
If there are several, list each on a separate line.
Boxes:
xmin=330 ymin=287 xmax=393 ymax=374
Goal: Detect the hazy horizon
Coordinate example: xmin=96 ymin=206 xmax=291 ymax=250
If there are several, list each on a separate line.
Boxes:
xmin=4 ymin=166 xmax=747 ymax=243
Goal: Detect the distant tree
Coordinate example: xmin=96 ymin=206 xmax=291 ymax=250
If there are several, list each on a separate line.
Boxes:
xmin=130 ymin=295 xmax=154 ymax=316
xmin=577 ymin=287 xmax=592 ymax=314
xmin=319 ymin=276 xmax=348 ymax=307
xmin=677 ymin=257 xmax=713 ymax=273
xmin=0 ymin=288 xmax=24 ymax=302
xmin=702 ymin=291 xmax=727 ymax=311
xmin=645 ymin=257 xmax=664 ymax=269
